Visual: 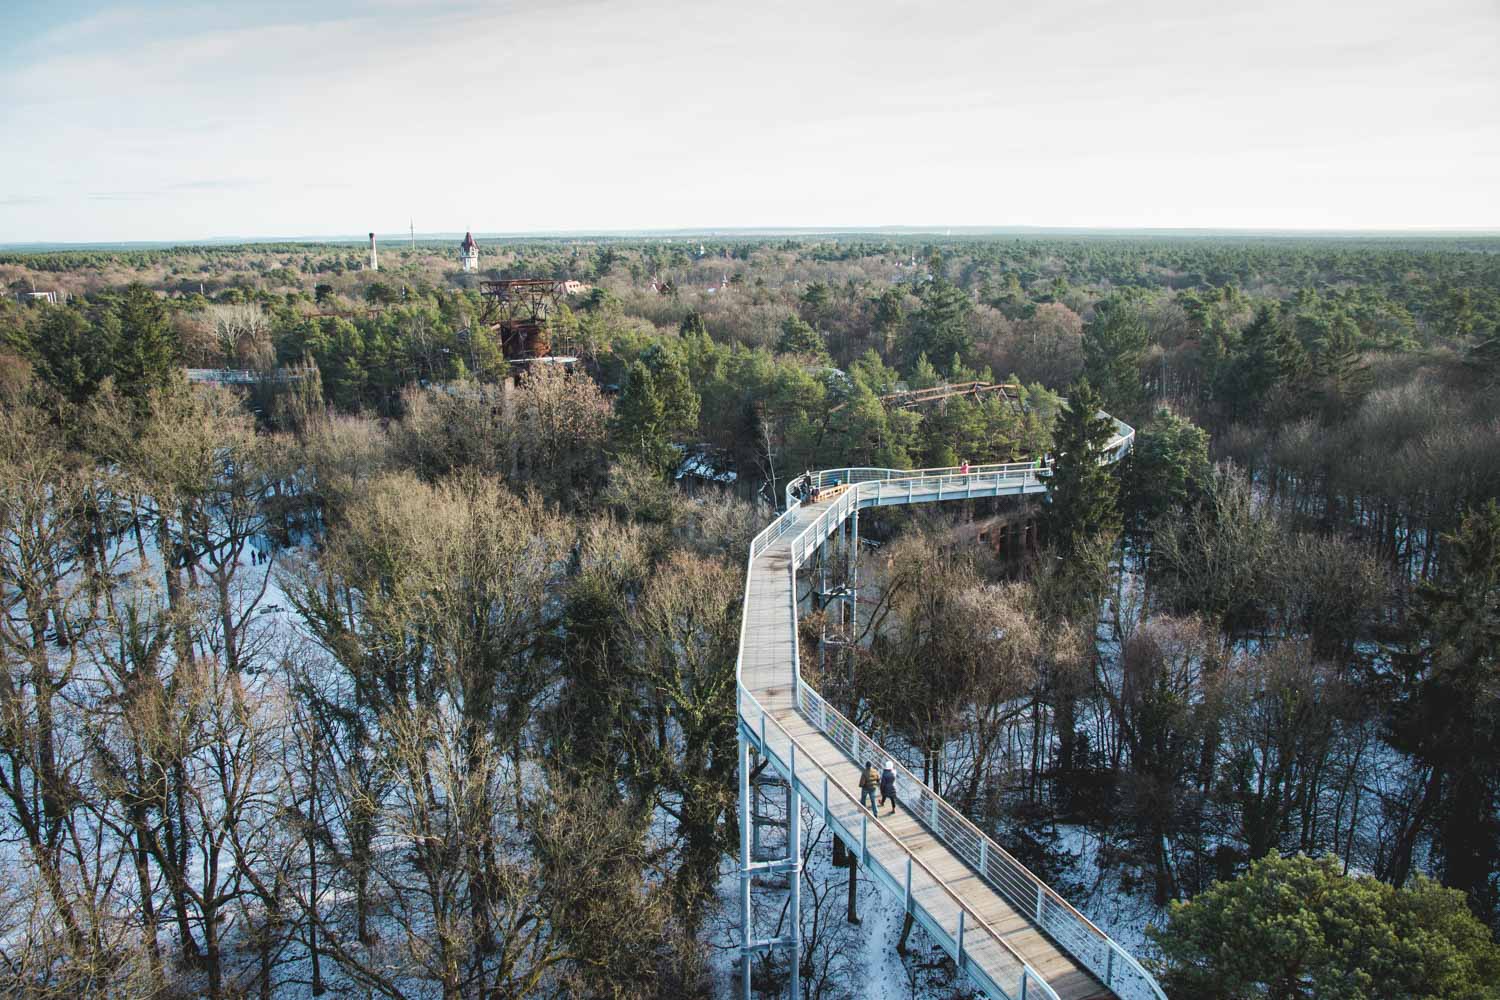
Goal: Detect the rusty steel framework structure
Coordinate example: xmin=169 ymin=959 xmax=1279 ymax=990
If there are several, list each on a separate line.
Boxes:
xmin=479 ymin=278 xmax=571 ymax=362
xmin=479 ymin=278 xmax=564 ymax=323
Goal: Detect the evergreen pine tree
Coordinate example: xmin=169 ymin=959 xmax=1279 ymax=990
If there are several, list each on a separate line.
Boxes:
xmin=1044 ymin=379 xmax=1120 ymax=556
xmin=1313 ymin=313 xmax=1370 ymax=417
xmin=611 ymin=359 xmax=673 ymax=472
xmin=645 ymin=350 xmax=700 ymax=438
xmin=30 ymin=306 xmax=115 ymax=405
xmin=1392 ymin=500 xmax=1500 ymax=920
xmin=871 ymin=286 xmax=906 ymax=357
xmin=799 ymin=282 xmax=831 ymax=326
xmin=775 ymin=316 xmax=826 ymax=358
xmin=908 ymin=353 xmax=942 ymax=390
xmin=1465 ymin=323 xmax=1500 ymax=385
xmin=829 ymin=368 xmax=915 ymax=468
xmin=112 ymin=283 xmax=180 ymax=400
xmin=1230 ymin=305 xmax=1305 ymax=419
xmin=1151 ymin=853 xmax=1500 ymax=999
xmin=1082 ymin=293 xmax=1148 ymax=414
xmin=1120 ymin=407 xmax=1211 ymax=543
xmin=1199 ymin=312 xmax=1239 ymax=406
xmin=907 ymin=280 xmax=972 ymax=373
xmin=678 ymin=311 xmax=708 ymax=338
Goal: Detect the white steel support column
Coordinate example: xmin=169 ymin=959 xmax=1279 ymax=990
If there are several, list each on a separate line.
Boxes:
xmin=817 ymin=536 xmax=828 ymax=611
xmin=849 ymin=509 xmax=859 ymax=589
xmin=817 ymin=529 xmax=835 ymax=676
xmin=845 ymin=510 xmax=859 ymax=689
xmin=840 ymin=515 xmax=850 ymax=632
xmin=740 ymin=726 xmax=804 ymax=1000
xmin=786 ymin=763 xmax=802 ymax=1000
xmin=738 ymin=732 xmax=753 ymax=1000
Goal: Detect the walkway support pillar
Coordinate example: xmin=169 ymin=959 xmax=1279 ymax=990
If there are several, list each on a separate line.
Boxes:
xmin=816 ymin=537 xmax=827 ymax=611
xmin=738 ymin=732 xmax=752 ymax=1000
xmin=849 ymin=509 xmax=859 ymax=589
xmin=787 ymin=749 xmax=802 ymax=999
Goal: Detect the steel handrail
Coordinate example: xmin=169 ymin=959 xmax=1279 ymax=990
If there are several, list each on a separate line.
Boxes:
xmin=787 ymin=411 xmax=1137 ymax=507
xmin=738 ymin=682 xmax=1060 ymax=1000
xmin=789 ymin=461 xmax=1047 ymax=507
xmin=794 ymin=678 xmax=1162 ymax=997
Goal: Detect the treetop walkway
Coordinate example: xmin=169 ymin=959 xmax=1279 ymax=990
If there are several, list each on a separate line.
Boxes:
xmin=735 ymin=441 xmax=1166 ymax=1000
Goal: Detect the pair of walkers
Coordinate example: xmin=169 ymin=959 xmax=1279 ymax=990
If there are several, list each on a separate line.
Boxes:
xmin=859 ymin=759 xmax=897 ymax=815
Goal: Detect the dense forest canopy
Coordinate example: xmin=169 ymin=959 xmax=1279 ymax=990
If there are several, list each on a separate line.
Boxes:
xmin=1 ymin=232 xmax=1498 ymax=999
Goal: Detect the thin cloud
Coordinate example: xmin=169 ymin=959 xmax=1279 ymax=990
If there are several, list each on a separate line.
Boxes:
xmin=4 ymin=0 xmax=1497 ymax=241
xmin=166 ymin=178 xmax=262 ymax=191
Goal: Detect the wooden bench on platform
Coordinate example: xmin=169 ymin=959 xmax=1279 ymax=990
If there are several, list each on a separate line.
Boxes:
xmin=810 ymin=481 xmax=850 ymax=503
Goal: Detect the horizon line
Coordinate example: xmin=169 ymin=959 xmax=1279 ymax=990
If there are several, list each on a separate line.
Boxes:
xmin=5 ymin=223 xmax=1500 ymax=251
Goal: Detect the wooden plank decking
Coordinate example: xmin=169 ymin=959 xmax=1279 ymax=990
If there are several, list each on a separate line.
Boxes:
xmin=740 ymin=497 xmax=1113 ymax=1000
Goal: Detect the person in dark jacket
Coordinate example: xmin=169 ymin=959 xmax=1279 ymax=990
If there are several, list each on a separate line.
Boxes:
xmin=859 ymin=761 xmax=880 ymax=812
xmin=879 ymin=759 xmax=897 ymax=814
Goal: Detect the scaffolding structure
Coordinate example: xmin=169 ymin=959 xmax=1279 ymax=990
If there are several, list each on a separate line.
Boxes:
xmin=478 ymin=278 xmax=578 ymax=362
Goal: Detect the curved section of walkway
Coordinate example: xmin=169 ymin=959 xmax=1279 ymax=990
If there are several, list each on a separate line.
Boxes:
xmin=735 ymin=454 xmax=1167 ymax=1000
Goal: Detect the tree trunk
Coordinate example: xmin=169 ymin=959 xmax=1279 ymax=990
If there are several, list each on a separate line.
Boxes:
xmin=896 ymin=912 xmax=915 ymax=956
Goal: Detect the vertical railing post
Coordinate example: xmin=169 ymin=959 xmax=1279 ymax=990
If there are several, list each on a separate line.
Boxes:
xmin=822 ymin=775 xmax=829 ymax=826
xmin=979 ymin=839 xmax=988 ymax=877
xmin=1035 ymin=884 xmax=1045 ymax=923
xmin=904 ymin=856 xmax=912 ymax=913
xmin=860 ymin=812 xmax=868 ymax=863
xmin=1106 ymin=945 xmax=1114 ymax=986
xmin=957 ymin=910 xmax=965 ymax=970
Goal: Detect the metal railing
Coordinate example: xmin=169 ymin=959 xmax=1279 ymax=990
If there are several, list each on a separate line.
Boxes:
xmin=184 ymin=367 xmax=309 ymax=384
xmin=738 ymin=686 xmax=1061 ymax=1000
xmin=738 ymin=453 xmax=1164 ymax=1000
xmin=794 ymin=680 xmax=1165 ymax=1000
xmin=788 ymin=460 xmax=1048 ymax=509
xmin=786 ymin=418 xmax=1136 ymax=510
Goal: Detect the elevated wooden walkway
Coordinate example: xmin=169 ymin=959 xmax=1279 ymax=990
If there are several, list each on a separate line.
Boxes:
xmin=737 ymin=460 xmax=1163 ymax=1000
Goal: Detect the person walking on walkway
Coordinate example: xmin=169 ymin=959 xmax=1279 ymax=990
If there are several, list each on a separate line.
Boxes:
xmin=959 ymin=460 xmax=970 ymax=475
xmin=859 ymin=761 xmax=880 ymax=812
xmin=880 ymin=759 xmax=897 ymax=815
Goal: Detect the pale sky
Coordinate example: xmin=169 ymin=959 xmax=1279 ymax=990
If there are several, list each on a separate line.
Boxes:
xmin=2 ymin=0 xmax=1497 ymax=243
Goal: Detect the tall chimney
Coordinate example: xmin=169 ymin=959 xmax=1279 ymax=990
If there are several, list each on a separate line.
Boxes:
xmin=368 ymin=232 xmax=378 ymax=271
